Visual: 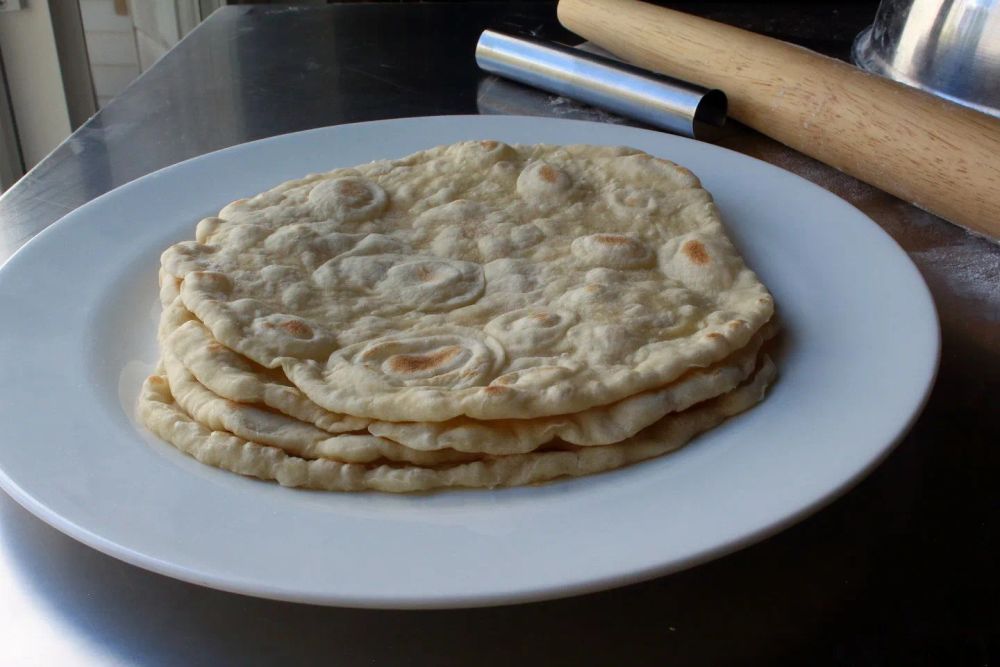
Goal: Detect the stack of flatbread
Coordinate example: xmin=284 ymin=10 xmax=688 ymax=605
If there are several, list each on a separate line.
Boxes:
xmin=139 ymin=141 xmax=777 ymax=492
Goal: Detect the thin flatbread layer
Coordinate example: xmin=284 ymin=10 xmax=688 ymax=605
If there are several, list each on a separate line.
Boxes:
xmin=160 ymin=141 xmax=774 ymax=421
xmin=163 ymin=301 xmax=773 ymax=453
xmin=158 ymin=268 xmax=182 ymax=307
xmin=162 ymin=300 xmax=370 ymax=435
xmin=137 ymin=356 xmax=776 ymax=493
xmin=367 ymin=332 xmax=769 ymax=453
xmin=162 ymin=351 xmax=474 ymax=465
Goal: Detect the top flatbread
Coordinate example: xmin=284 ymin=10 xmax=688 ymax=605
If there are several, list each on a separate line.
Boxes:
xmin=160 ymin=141 xmax=773 ymax=421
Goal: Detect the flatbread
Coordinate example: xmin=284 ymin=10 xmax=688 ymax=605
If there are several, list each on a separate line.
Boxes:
xmin=162 ymin=351 xmax=474 ymax=465
xmin=158 ymin=268 xmax=182 ymax=307
xmin=367 ymin=331 xmax=768 ymax=453
xmin=161 ymin=299 xmax=773 ymax=453
xmin=163 ymin=305 xmax=370 ymax=435
xmin=137 ymin=356 xmax=776 ymax=493
xmin=160 ymin=141 xmax=774 ymax=421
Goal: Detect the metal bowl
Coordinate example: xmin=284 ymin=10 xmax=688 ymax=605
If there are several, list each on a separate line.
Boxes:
xmin=853 ymin=0 xmax=1000 ymax=117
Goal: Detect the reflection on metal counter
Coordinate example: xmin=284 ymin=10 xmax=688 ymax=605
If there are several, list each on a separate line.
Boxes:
xmin=475 ymin=30 xmax=727 ymax=140
xmin=476 ymin=76 xmax=635 ymax=126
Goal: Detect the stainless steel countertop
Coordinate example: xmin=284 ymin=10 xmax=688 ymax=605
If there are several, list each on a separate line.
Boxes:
xmin=0 ymin=4 xmax=996 ymax=665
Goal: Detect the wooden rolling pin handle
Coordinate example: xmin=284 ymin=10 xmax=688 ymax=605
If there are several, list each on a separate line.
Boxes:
xmin=558 ymin=0 xmax=1000 ymax=240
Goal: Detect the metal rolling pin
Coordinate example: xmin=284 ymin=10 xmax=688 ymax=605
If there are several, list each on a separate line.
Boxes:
xmin=475 ymin=29 xmax=727 ymax=139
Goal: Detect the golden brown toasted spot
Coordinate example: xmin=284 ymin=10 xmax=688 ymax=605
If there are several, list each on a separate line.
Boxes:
xmin=414 ymin=264 xmax=437 ymax=282
xmin=538 ymin=164 xmax=560 ymax=183
xmin=594 ymin=233 xmax=630 ymax=246
xmin=206 ymin=343 xmax=225 ymax=353
xmin=494 ymin=374 xmax=517 ymax=385
xmin=682 ymin=240 xmax=710 ymax=265
xmin=280 ymin=320 xmax=313 ymax=338
xmin=335 ymin=180 xmax=368 ymax=200
xmin=728 ymin=319 xmax=748 ymax=331
xmin=388 ymin=346 xmax=462 ymax=374
xmin=148 ymin=375 xmax=165 ymax=385
xmin=483 ymin=385 xmax=508 ymax=396
xmin=531 ymin=313 xmax=559 ymax=326
xmin=706 ymin=332 xmax=724 ymax=340
xmin=188 ymin=271 xmax=230 ymax=291
xmin=585 ymin=284 xmax=601 ymax=294
xmin=479 ymin=140 xmax=499 ymax=150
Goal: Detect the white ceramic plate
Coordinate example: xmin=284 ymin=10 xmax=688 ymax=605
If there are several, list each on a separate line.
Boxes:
xmin=0 ymin=116 xmax=938 ymax=608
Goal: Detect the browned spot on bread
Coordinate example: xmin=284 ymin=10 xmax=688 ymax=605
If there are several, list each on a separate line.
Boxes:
xmin=585 ymin=284 xmax=601 ymax=294
xmin=538 ymin=164 xmax=560 ymax=183
xmin=594 ymin=233 xmax=630 ymax=246
xmin=483 ymin=385 xmax=508 ymax=395
xmin=335 ymin=180 xmax=368 ymax=200
xmin=494 ymin=374 xmax=517 ymax=385
xmin=728 ymin=319 xmax=748 ymax=330
xmin=479 ymin=140 xmax=498 ymax=150
xmin=388 ymin=346 xmax=461 ymax=374
xmin=531 ymin=313 xmax=559 ymax=326
xmin=189 ymin=271 xmax=230 ymax=291
xmin=280 ymin=320 xmax=313 ymax=338
xmin=414 ymin=264 xmax=437 ymax=282
xmin=682 ymin=240 xmax=710 ymax=265
xmin=758 ymin=297 xmax=772 ymax=305
xmin=206 ymin=343 xmax=226 ymax=353
xmin=706 ymin=332 xmax=724 ymax=340
xmin=148 ymin=375 xmax=165 ymax=385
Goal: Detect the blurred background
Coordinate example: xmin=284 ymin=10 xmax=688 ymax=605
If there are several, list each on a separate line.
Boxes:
xmin=0 ymin=0 xmax=878 ymax=194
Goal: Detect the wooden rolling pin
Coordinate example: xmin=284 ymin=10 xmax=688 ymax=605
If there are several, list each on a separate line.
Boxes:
xmin=558 ymin=0 xmax=1000 ymax=240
